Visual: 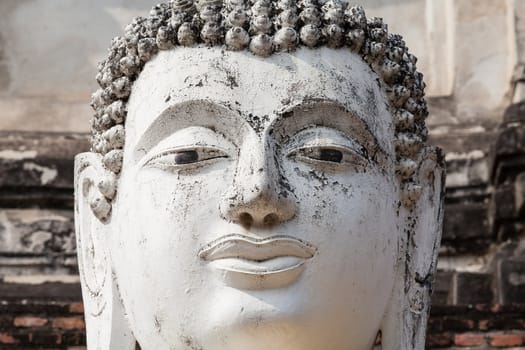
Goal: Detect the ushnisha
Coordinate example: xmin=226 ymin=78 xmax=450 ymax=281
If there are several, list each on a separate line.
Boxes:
xmin=90 ymin=0 xmax=429 ymax=222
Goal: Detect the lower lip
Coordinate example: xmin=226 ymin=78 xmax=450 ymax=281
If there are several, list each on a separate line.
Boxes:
xmin=208 ymin=256 xmax=307 ymax=290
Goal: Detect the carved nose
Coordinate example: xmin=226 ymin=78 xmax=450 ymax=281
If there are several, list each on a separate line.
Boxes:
xmin=222 ymin=175 xmax=296 ymax=227
xmin=220 ymin=142 xmax=296 ymax=228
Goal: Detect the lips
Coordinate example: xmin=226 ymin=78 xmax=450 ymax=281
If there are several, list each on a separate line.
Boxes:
xmin=198 ymin=234 xmax=317 ymax=290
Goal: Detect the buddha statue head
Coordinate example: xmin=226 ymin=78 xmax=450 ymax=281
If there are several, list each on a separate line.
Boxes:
xmin=75 ymin=1 xmax=445 ymax=349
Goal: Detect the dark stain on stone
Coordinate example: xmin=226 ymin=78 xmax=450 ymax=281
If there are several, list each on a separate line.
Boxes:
xmin=244 ymin=113 xmax=269 ymax=134
xmin=226 ymin=74 xmax=238 ymax=89
xmin=153 ymin=314 xmax=162 ymax=332
xmin=180 ymin=335 xmax=203 ymax=350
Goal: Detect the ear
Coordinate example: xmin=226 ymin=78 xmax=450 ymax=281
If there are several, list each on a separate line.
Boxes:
xmin=381 ymin=146 xmax=445 ymax=350
xmin=74 ymin=152 xmax=136 ymax=350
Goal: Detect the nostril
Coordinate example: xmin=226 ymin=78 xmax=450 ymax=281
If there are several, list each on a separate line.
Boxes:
xmin=263 ymin=213 xmax=279 ymax=226
xmin=238 ymin=212 xmax=254 ymax=227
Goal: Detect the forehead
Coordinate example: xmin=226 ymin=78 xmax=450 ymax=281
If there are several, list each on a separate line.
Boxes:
xmin=125 ymin=47 xmax=394 ymax=154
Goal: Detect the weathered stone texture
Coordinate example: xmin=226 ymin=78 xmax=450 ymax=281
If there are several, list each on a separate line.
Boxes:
xmin=499 ymin=257 xmax=525 ymax=304
xmin=0 ymin=132 xmax=89 ymax=208
xmin=454 ymin=273 xmax=495 ymax=305
xmin=0 ymin=210 xmax=75 ymax=255
xmin=0 ymin=1 xmax=523 ymax=348
xmin=0 ymin=130 xmax=82 ymax=274
xmin=489 ymin=103 xmax=525 ymax=244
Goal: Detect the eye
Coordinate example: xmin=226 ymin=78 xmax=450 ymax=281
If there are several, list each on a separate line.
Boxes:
xmin=173 ymin=150 xmax=199 ymax=164
xmin=300 ymin=148 xmax=343 ymax=163
xmin=284 ymin=127 xmax=377 ymax=171
xmin=289 ymin=145 xmax=368 ymax=168
xmin=144 ymin=147 xmax=228 ymax=170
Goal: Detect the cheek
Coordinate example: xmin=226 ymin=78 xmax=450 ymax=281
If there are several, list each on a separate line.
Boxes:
xmin=110 ymin=168 xmax=231 ymax=334
xmin=285 ymin=166 xmax=400 ymax=311
xmin=286 ymin=164 xmax=399 ymax=231
xmin=116 ymin=167 xmax=231 ymax=265
xmin=127 ymin=167 xmax=227 ymax=225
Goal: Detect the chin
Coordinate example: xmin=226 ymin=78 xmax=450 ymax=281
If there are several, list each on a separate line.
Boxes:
xmin=194 ymin=309 xmax=375 ymax=350
xmin=173 ymin=277 xmax=378 ymax=350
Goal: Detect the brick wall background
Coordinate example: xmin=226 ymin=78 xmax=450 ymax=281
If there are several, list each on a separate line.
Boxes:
xmin=1 ymin=1 xmax=525 ymax=349
xmin=0 ymin=105 xmax=523 ymax=350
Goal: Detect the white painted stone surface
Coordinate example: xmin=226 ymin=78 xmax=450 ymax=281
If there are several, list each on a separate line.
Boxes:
xmin=76 ymin=48 xmax=444 ymax=350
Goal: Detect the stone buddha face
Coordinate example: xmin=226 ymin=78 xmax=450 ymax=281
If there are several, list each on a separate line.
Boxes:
xmin=119 ymin=47 xmax=399 ymax=350
xmin=75 ymin=2 xmax=444 ymax=350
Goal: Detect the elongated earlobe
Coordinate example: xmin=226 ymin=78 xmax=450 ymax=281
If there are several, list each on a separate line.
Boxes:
xmin=75 ymin=152 xmax=136 ymax=350
xmin=381 ymin=147 xmax=445 ymax=350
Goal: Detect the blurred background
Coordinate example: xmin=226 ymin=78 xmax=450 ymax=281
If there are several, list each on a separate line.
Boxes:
xmin=0 ymin=0 xmax=524 ymax=349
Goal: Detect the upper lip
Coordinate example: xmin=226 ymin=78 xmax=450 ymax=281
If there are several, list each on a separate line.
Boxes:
xmin=198 ymin=234 xmax=317 ymax=262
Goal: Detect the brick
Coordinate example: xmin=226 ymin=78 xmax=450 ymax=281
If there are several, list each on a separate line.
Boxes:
xmin=69 ymin=302 xmax=84 ymax=314
xmin=0 ymin=315 xmax=13 ymax=329
xmin=430 ymin=305 xmax=472 ymax=316
xmin=481 ymin=318 xmax=525 ymax=331
xmin=446 ymin=152 xmax=489 ymax=188
xmin=492 ymin=184 xmax=517 ymax=220
xmin=27 ymin=331 xmax=62 ymax=345
xmin=13 ymin=316 xmax=48 ymax=327
xmin=0 ymin=282 xmax=82 ymax=300
xmin=500 ymin=257 xmax=525 ymax=304
xmin=0 ymin=332 xmax=16 ymax=344
xmin=479 ymin=320 xmax=489 ymax=331
xmin=432 ymin=271 xmax=454 ymax=305
xmin=442 ymin=202 xmax=490 ymax=241
xmin=489 ymin=332 xmax=525 ymax=347
xmin=493 ymin=124 xmax=525 ymax=160
xmin=441 ymin=317 xmax=475 ymax=332
xmin=490 ymin=304 xmax=503 ymax=313
xmin=428 ymin=318 xmax=444 ymax=333
xmin=454 ymin=333 xmax=486 ymax=346
xmin=52 ymin=317 xmax=85 ymax=330
xmin=454 ymin=272 xmax=494 ymax=305
xmin=426 ymin=333 xmax=453 ymax=347
xmin=62 ymin=332 xmax=86 ymax=346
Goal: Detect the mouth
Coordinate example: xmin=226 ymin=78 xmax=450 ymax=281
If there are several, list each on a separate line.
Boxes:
xmin=198 ymin=234 xmax=317 ymax=290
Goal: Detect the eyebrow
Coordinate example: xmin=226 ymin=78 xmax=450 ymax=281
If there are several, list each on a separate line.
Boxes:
xmin=131 ymin=99 xmax=242 ymax=163
xmin=272 ymin=99 xmax=391 ymax=166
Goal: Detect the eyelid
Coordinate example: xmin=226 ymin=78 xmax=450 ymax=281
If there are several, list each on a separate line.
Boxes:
xmin=288 ymin=144 xmax=368 ymax=166
xmin=138 ymin=126 xmax=235 ymax=167
xmin=284 ymin=127 xmax=366 ymax=156
xmin=284 ymin=126 xmax=374 ymax=167
xmin=293 ymin=143 xmax=365 ymax=156
xmin=141 ymin=145 xmax=230 ymax=168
